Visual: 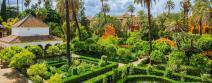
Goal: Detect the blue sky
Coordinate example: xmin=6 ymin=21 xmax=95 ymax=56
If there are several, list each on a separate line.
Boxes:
xmin=1 ymin=0 xmax=195 ymax=16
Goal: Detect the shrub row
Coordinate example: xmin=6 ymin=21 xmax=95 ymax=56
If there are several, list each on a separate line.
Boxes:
xmin=63 ymin=62 xmax=118 ymax=83
xmin=120 ymin=75 xmax=178 ymax=83
xmin=83 ymin=67 xmax=124 ymax=83
xmin=134 ymin=67 xmax=212 ymax=82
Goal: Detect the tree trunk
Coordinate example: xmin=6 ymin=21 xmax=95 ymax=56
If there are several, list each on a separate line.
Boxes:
xmin=70 ymin=0 xmax=82 ymax=40
xmin=147 ymin=2 xmax=152 ymax=65
xmin=65 ymin=0 xmax=71 ymax=65
xmin=101 ymin=1 xmax=106 ymax=23
xmin=17 ymin=0 xmax=19 ymax=15
xmin=199 ymin=18 xmax=202 ymax=36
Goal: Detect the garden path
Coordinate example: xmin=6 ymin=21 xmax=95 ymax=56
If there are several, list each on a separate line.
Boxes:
xmin=118 ymin=56 xmax=148 ymax=67
xmin=0 ymin=68 xmax=30 ymax=83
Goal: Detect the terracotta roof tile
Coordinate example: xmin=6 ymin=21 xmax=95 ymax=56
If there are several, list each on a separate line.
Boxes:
xmin=0 ymin=35 xmax=62 ymax=43
xmin=13 ymin=15 xmax=48 ymax=28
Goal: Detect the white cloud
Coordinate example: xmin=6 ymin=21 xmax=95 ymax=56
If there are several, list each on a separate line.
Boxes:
xmin=3 ymin=0 xmax=194 ymax=16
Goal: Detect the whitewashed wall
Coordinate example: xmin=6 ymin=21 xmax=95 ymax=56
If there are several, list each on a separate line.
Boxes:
xmin=12 ymin=27 xmax=49 ymax=36
xmin=0 ymin=40 xmax=63 ymax=49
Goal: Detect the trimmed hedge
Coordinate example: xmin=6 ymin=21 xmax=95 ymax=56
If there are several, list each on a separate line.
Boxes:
xmin=120 ymin=75 xmax=178 ymax=83
xmin=63 ymin=62 xmax=118 ymax=83
xmin=83 ymin=67 xmax=124 ymax=83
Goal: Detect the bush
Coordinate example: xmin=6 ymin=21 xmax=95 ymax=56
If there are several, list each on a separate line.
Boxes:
xmin=56 ymin=44 xmax=66 ymax=55
xmin=47 ymin=73 xmax=62 ymax=83
xmin=46 ymin=46 xmax=62 ymax=56
xmin=88 ymin=44 xmax=101 ymax=53
xmin=30 ymin=75 xmax=43 ymax=83
xmin=190 ymin=54 xmax=210 ymax=73
xmin=73 ymin=40 xmax=86 ymax=52
xmin=9 ymin=50 xmax=35 ymax=69
xmin=130 ymin=41 xmax=149 ymax=53
xmin=126 ymin=32 xmax=141 ymax=45
xmin=154 ymin=42 xmax=171 ymax=55
xmin=0 ymin=46 xmax=24 ymax=62
xmin=104 ymin=44 xmax=117 ymax=57
xmin=168 ymin=51 xmax=186 ymax=71
xmin=26 ymin=45 xmax=43 ymax=57
xmin=117 ymin=48 xmax=131 ymax=57
xmin=197 ymin=36 xmax=212 ymax=51
xmin=150 ymin=50 xmax=165 ymax=63
xmin=98 ymin=55 xmax=108 ymax=67
xmin=27 ymin=63 xmax=48 ymax=79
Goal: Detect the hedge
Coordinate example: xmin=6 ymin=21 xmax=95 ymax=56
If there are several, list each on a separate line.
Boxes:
xmin=119 ymin=75 xmax=179 ymax=83
xmin=83 ymin=67 xmax=124 ymax=83
xmin=63 ymin=62 xmax=118 ymax=83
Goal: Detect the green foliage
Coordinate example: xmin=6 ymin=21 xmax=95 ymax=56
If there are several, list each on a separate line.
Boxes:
xmin=150 ymin=50 xmax=165 ymax=63
xmin=46 ymin=46 xmax=62 ymax=56
xmin=168 ymin=51 xmax=186 ymax=66
xmin=190 ymin=54 xmax=209 ymax=70
xmin=48 ymin=22 xmax=64 ymax=38
xmin=98 ymin=36 xmax=118 ymax=46
xmin=130 ymin=41 xmax=149 ymax=53
xmin=126 ymin=32 xmax=140 ymax=45
xmin=117 ymin=48 xmax=131 ymax=57
xmin=30 ymin=75 xmax=43 ymax=83
xmin=27 ymin=63 xmax=48 ymax=78
xmin=154 ymin=42 xmax=171 ymax=55
xmin=9 ymin=50 xmax=35 ymax=69
xmin=104 ymin=44 xmax=117 ymax=57
xmin=0 ymin=46 xmax=24 ymax=62
xmin=197 ymin=36 xmax=212 ymax=51
xmin=98 ymin=55 xmax=108 ymax=67
xmin=26 ymin=45 xmax=43 ymax=57
xmin=47 ymin=73 xmax=62 ymax=83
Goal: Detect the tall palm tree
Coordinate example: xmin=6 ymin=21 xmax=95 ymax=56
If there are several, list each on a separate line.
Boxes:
xmin=192 ymin=0 xmax=210 ymax=35
xmin=180 ymin=0 xmax=191 ymax=32
xmin=57 ymin=0 xmax=82 ymax=40
xmin=7 ymin=0 xmax=10 ymax=7
xmin=100 ymin=0 xmax=108 ymax=23
xmin=134 ymin=0 xmax=157 ymax=64
xmin=165 ymin=0 xmax=175 ymax=15
xmin=16 ymin=0 xmax=19 ymax=15
xmin=65 ymin=0 xmax=71 ymax=65
xmin=102 ymin=3 xmax=110 ymax=16
xmin=128 ymin=4 xmax=135 ymax=31
xmin=24 ymin=0 xmax=30 ymax=9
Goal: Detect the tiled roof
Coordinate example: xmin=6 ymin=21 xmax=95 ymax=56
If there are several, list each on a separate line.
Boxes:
xmin=13 ymin=15 xmax=48 ymax=28
xmin=0 ymin=35 xmax=62 ymax=43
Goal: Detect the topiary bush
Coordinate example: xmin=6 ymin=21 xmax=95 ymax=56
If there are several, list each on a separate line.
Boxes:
xmin=46 ymin=46 xmax=62 ymax=56
xmin=117 ymin=48 xmax=131 ymax=58
xmin=26 ymin=45 xmax=43 ymax=58
xmin=0 ymin=46 xmax=24 ymax=62
xmin=27 ymin=63 xmax=49 ymax=82
xmin=9 ymin=50 xmax=35 ymax=70
xmin=154 ymin=42 xmax=172 ymax=55
xmin=168 ymin=51 xmax=187 ymax=72
xmin=150 ymin=50 xmax=165 ymax=63
xmin=47 ymin=73 xmax=62 ymax=83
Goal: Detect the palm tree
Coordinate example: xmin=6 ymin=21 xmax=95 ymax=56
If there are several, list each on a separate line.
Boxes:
xmin=180 ymin=0 xmax=191 ymax=32
xmin=24 ymin=0 xmax=30 ymax=9
xmin=16 ymin=0 xmax=19 ymax=15
xmin=165 ymin=0 xmax=175 ymax=15
xmin=57 ymin=0 xmax=82 ymax=40
xmin=192 ymin=0 xmax=210 ymax=35
xmin=65 ymin=0 xmax=71 ymax=65
xmin=102 ymin=3 xmax=110 ymax=16
xmin=134 ymin=0 xmax=157 ymax=64
xmin=100 ymin=0 xmax=108 ymax=22
xmin=7 ymin=0 xmax=10 ymax=6
xmin=128 ymin=4 xmax=135 ymax=31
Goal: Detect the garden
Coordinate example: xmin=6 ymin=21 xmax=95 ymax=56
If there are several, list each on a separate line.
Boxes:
xmin=0 ymin=0 xmax=212 ymax=83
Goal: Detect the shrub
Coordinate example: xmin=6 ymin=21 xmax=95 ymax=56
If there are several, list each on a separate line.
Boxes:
xmin=98 ymin=36 xmax=118 ymax=46
xmin=98 ymin=55 xmax=108 ymax=67
xmin=26 ymin=45 xmax=43 ymax=57
xmin=0 ymin=46 xmax=24 ymax=62
xmin=46 ymin=46 xmax=62 ymax=56
xmin=130 ymin=41 xmax=149 ymax=52
xmin=197 ymin=36 xmax=212 ymax=51
xmin=150 ymin=50 xmax=165 ymax=63
xmin=117 ymin=48 xmax=131 ymax=57
xmin=56 ymin=44 xmax=66 ymax=55
xmin=154 ymin=42 xmax=171 ymax=55
xmin=88 ymin=44 xmax=101 ymax=53
xmin=30 ymin=75 xmax=43 ymax=83
xmin=126 ymin=32 xmax=140 ymax=45
xmin=73 ymin=40 xmax=86 ymax=52
xmin=104 ymin=44 xmax=117 ymax=57
xmin=27 ymin=63 xmax=48 ymax=79
xmin=168 ymin=51 xmax=186 ymax=71
xmin=190 ymin=54 xmax=210 ymax=73
xmin=47 ymin=73 xmax=62 ymax=83
xmin=9 ymin=50 xmax=35 ymax=69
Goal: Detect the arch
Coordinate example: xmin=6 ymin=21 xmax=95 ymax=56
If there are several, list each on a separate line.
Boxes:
xmin=37 ymin=44 xmax=43 ymax=49
xmin=45 ymin=44 xmax=52 ymax=50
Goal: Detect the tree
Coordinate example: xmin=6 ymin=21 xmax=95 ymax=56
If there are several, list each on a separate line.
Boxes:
xmin=57 ymin=0 xmax=82 ymax=40
xmin=65 ymin=0 xmax=71 ymax=64
xmin=102 ymin=3 xmax=110 ymax=17
xmin=134 ymin=0 xmax=157 ymax=64
xmin=0 ymin=46 xmax=23 ymax=62
xmin=24 ymin=0 xmax=31 ymax=8
xmin=180 ymin=0 xmax=191 ymax=32
xmin=27 ymin=63 xmax=48 ymax=82
xmin=0 ymin=0 xmax=7 ymax=21
xmin=128 ymin=4 xmax=135 ymax=31
xmin=16 ymin=0 xmax=19 ymax=15
xmin=9 ymin=50 xmax=35 ymax=69
xmin=165 ymin=0 xmax=175 ymax=15
xmin=100 ymin=0 xmax=108 ymax=22
xmin=192 ymin=0 xmax=210 ymax=35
